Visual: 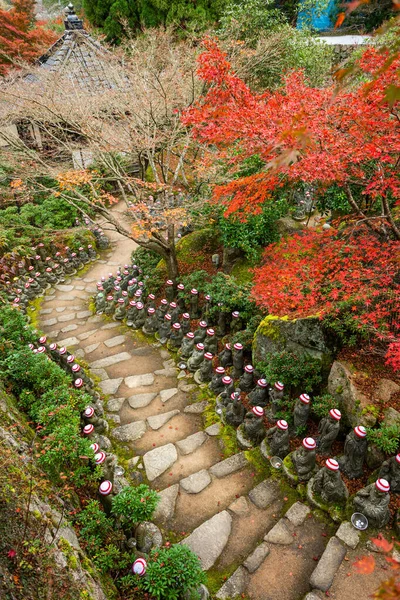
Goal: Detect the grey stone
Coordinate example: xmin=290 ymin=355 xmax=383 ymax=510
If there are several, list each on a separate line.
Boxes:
xmin=147 ymin=410 xmax=180 ymax=430
xmin=154 ymin=368 xmax=177 ymax=377
xmin=184 ymin=401 xmax=208 ymax=414
xmin=205 ymin=423 xmax=220 ymax=436
xmin=249 ymin=479 xmax=279 ymax=509
xmin=243 ymin=542 xmax=270 ymax=573
xmin=310 ymin=537 xmax=347 ymax=592
xmin=304 ymin=594 xmax=323 ymax=600
xmin=91 ymin=352 xmax=131 ymax=368
xmin=143 ymin=443 xmax=178 ymax=481
xmin=153 ymin=484 xmax=179 ymax=522
xmin=125 ymin=373 xmax=155 ymax=388
xmin=327 ymin=361 xmax=370 ymax=427
xmin=57 ymin=336 xmax=80 ymax=347
xmin=55 ymin=284 xmax=74 ymax=291
xmin=179 ymin=383 xmax=197 ymax=392
xmin=75 ymin=349 xmax=85 ymax=359
xmin=58 ymin=313 xmax=76 ymax=322
xmin=163 ymin=359 xmax=176 ymax=368
xmin=181 ymin=511 xmax=232 ymax=570
xmin=375 ymin=379 xmax=400 ymax=404
xmin=180 ymin=469 xmax=211 ymax=494
xmin=228 ymin=496 xmax=249 ymax=516
xmin=99 ymin=378 xmax=123 ymax=395
xmin=42 ymin=318 xmax=57 ymax=326
xmin=88 ymin=315 xmax=103 ymax=323
xmin=285 ymin=502 xmax=311 ymax=526
xmin=61 ymin=323 xmax=78 ymax=333
xmin=335 ymin=522 xmax=360 ymax=549
xmin=107 ymin=397 xmax=125 ymax=412
xmin=83 ymin=277 xmax=96 ymax=283
xmin=78 ymin=329 xmax=98 ymax=340
xmin=264 ymin=519 xmax=293 ymax=545
xmin=176 ymin=431 xmax=207 ymax=455
xmin=128 ymin=392 xmax=157 ymax=409
xmin=85 ymin=343 xmax=100 ymax=354
xmin=107 ymin=414 xmax=120 ymax=424
xmin=56 ymin=307 xmax=66 ymax=313
xmin=112 ymin=421 xmax=147 ymax=443
xmin=77 ymin=310 xmax=92 ymax=319
xmin=101 ymin=322 xmax=119 ymax=330
xmin=128 ymin=456 xmax=140 ymax=469
xmin=216 ymin=567 xmax=249 ymax=599
xmin=209 ymin=453 xmax=247 ymax=478
xmin=75 ymin=285 xmax=85 ymax=291
xmin=40 ymin=308 xmax=53 ymax=315
xmin=383 ymin=407 xmax=400 ymax=427
xmin=91 ymin=368 xmax=108 ymax=381
xmin=160 ymin=349 xmax=170 ymax=359
xmin=178 ymin=371 xmax=186 ymax=379
xmin=131 ymin=346 xmax=154 ymax=356
xmin=160 ymin=388 xmax=178 ymax=403
xmin=104 ymin=335 xmax=126 ymax=348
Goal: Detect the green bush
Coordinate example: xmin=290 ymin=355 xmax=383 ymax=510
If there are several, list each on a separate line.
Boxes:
xmin=311 ymin=394 xmax=338 ymax=419
xmin=256 ymin=350 xmax=323 ymax=394
xmin=111 ymin=485 xmax=160 ymax=527
xmin=77 ymin=501 xmax=114 ymax=553
xmin=138 ymin=545 xmax=206 ymax=600
xmin=367 ymin=424 xmax=400 ymax=455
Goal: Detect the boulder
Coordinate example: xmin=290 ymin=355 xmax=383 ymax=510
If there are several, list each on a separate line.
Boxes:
xmin=327 ymin=360 xmax=375 ymax=428
xmin=253 ymin=315 xmax=334 ymax=379
xmin=375 ymin=379 xmax=400 ymax=404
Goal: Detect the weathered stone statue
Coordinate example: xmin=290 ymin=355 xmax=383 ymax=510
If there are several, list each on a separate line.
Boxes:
xmin=87 ymin=244 xmax=97 ymax=260
xmin=156 ymin=299 xmax=169 ymax=323
xmin=353 ymin=479 xmax=391 ymax=528
xmin=194 ymin=352 xmax=214 ymax=384
xmin=179 ymin=332 xmax=195 ymax=359
xmin=177 ymin=283 xmax=186 ymax=311
xmin=114 ymin=297 xmax=127 ymax=320
xmin=217 ymin=307 xmax=227 ymax=338
xmin=166 ymin=279 xmax=175 ymax=302
xmin=230 ymin=311 xmax=243 ymax=334
xmin=379 ymin=454 xmax=400 ymax=493
xmin=78 ymin=246 xmax=90 ymax=264
xmin=241 ymin=406 xmax=266 ymax=445
xmin=317 ymin=409 xmax=341 ymax=455
xmin=203 ymin=294 xmax=212 ymax=321
xmin=293 ymin=393 xmax=311 ymax=431
xmin=232 ymin=343 xmax=244 ymax=379
xmin=209 ymin=366 xmax=226 ymax=395
xmin=143 ymin=307 xmax=159 ymax=335
xmin=98 ymin=480 xmax=114 ymax=515
xmin=339 ymin=425 xmax=368 ymax=479
xmin=204 ymin=328 xmax=218 ymax=355
xmin=292 ymin=437 xmax=317 ymax=481
xmin=169 ymin=302 xmax=180 ymax=323
xmin=218 ymin=343 xmax=233 ymax=368
xmin=269 ymin=381 xmax=285 ymax=420
xmin=145 ymin=293 xmax=156 ymax=311
xmin=190 ymin=288 xmax=200 ymax=319
xmin=104 ymin=295 xmax=115 ymax=316
xmin=239 ymin=365 xmax=255 ymax=393
xmin=219 ymin=375 xmax=235 ymax=405
xmin=126 ymin=300 xmax=137 ymax=326
xmin=248 ymin=379 xmax=269 ymax=407
xmin=312 ymin=458 xmax=349 ymax=504
xmin=181 ymin=313 xmax=191 ymax=335
xmin=157 ymin=313 xmax=172 ymax=343
xmin=193 ymin=321 xmax=208 ymax=344
xmin=131 ymin=302 xmax=146 ymax=330
xmin=225 ymin=391 xmax=246 ymax=428
xmin=95 ymin=291 xmax=106 ymax=314
xmin=266 ymin=420 xmax=290 ymax=459
xmin=187 ymin=343 xmax=205 ymax=373
xmin=168 ymin=323 xmax=184 ymax=350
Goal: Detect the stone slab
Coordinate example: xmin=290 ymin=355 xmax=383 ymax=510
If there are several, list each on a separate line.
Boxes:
xmin=147 ymin=410 xmax=180 ymax=430
xmin=209 ymin=452 xmax=247 ymax=478
xmin=180 ymin=469 xmax=211 ymax=494
xmin=57 ymin=336 xmax=80 ymax=347
xmin=249 ymin=479 xmax=279 ymax=509
xmin=176 ymin=431 xmax=207 ymax=455
xmin=99 ymin=378 xmax=123 ymax=395
xmin=91 ymin=368 xmax=108 ymax=381
xmin=285 ymin=502 xmax=311 ymax=526
xmin=61 ymin=324 xmax=78 ymax=333
xmin=310 ymin=537 xmax=347 ymax=592
xmin=128 ymin=392 xmax=157 ymax=409
xmin=153 ymin=484 xmax=179 ymax=522
xmin=85 ymin=343 xmax=100 ymax=354
xmin=335 ymin=521 xmax=360 ymax=549
xmin=216 ymin=566 xmax=249 ymax=599
xmin=78 ymin=329 xmax=98 ymax=340
xmin=243 ymin=542 xmax=270 ymax=573
xmin=91 ymin=352 xmax=131 ymax=369
xmin=125 ymin=373 xmax=155 ymax=388
xmin=88 ymin=315 xmax=103 ymax=323
xmin=181 ymin=511 xmax=232 ymax=571
xmin=55 ymin=284 xmax=74 ymax=291
xmin=77 ymin=310 xmax=92 ymax=319
xmin=228 ymin=496 xmax=250 ymax=516
xmin=40 ymin=308 xmax=53 ymax=315
xmin=112 ymin=420 xmax=147 ymax=443
xmin=58 ymin=313 xmax=76 ymax=322
xmin=184 ymin=401 xmax=208 ymax=414
xmin=56 ymin=307 xmax=66 ymax=313
xmin=107 ymin=414 xmax=120 ymax=424
xmin=143 ymin=443 xmax=178 ymax=481
xmin=264 ymin=519 xmax=293 ymax=545
xmin=42 ymin=318 xmax=57 ymax=326
xmin=179 ymin=383 xmax=197 ymax=392
xmin=205 ymin=423 xmax=220 ymax=436
xmin=154 ymin=368 xmax=177 ymax=377
xmin=104 ymin=335 xmax=126 ymax=348
xmin=107 ymin=397 xmax=125 ymax=412
xmin=160 ymin=388 xmax=178 ymax=403
xmin=101 ymin=322 xmax=120 ymax=330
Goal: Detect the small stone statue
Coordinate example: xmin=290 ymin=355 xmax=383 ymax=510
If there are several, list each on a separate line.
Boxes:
xmin=204 ymin=328 xmax=218 ymax=355
xmin=157 ymin=313 xmax=172 ymax=343
xmin=177 ymin=283 xmax=186 ymax=311
xmin=181 ymin=313 xmax=191 ymax=335
xmin=248 ymin=379 xmax=269 ymax=407
xmin=209 ymin=366 xmax=226 ymax=395
xmin=165 ymin=279 xmax=175 ymax=302
xmin=114 ymin=297 xmax=127 ymax=320
xmin=143 ymin=307 xmax=159 ymax=334
xmin=190 ymin=288 xmax=200 ymax=319
xmin=241 ymin=406 xmax=266 ymax=445
xmin=95 ymin=291 xmax=106 ymax=314
xmin=379 ymin=453 xmax=400 ymax=493
xmin=193 ymin=320 xmax=208 ymax=344
xmin=126 ymin=300 xmax=137 ymax=326
xmin=156 ymin=299 xmax=169 ymax=323
xmin=179 ymin=332 xmax=195 ymax=359
xmin=219 ymin=375 xmax=235 ymax=405
xmin=293 ymin=393 xmax=311 ymax=432
xmin=104 ymin=295 xmax=115 ymax=316
xmin=239 ymin=365 xmax=255 ymax=393
xmin=168 ymin=323 xmax=184 ymax=350
xmin=169 ymin=302 xmax=180 ymax=323
xmin=203 ymin=294 xmax=212 ymax=321
xmin=292 ymin=437 xmax=317 ymax=481
xmin=217 ymin=308 xmax=227 ymax=338
xmin=225 ymin=391 xmax=246 ymax=428
xmin=87 ymin=244 xmax=97 ymax=260
xmin=353 ymin=479 xmax=391 ymax=528
xmin=218 ymin=343 xmax=233 ymax=368
xmin=135 ymin=521 xmax=163 ymax=554
xmin=194 ymin=352 xmax=214 ymax=384
xmin=269 ymin=381 xmax=285 ymax=420
xmin=230 ymin=311 xmax=243 ymax=334
xmin=98 ymin=480 xmax=114 ymax=516
xmin=266 ymin=419 xmax=290 ymax=459
xmin=312 ymin=458 xmax=349 ymax=504
xmin=317 ymin=409 xmax=341 ymax=455
xmin=339 ymin=425 xmax=368 ymax=479
xmin=232 ymin=342 xmax=244 ymax=379
xmin=187 ymin=343 xmax=205 ymax=373
xmin=131 ymin=302 xmax=146 ymax=330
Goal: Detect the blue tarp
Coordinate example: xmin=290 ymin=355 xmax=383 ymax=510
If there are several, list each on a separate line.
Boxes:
xmin=297 ymin=0 xmax=337 ymax=30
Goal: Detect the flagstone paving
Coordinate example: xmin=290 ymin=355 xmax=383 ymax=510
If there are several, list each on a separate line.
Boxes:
xmin=37 ymin=203 xmax=388 ymax=600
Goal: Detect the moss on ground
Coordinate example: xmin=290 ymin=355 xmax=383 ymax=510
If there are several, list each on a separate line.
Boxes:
xmin=231 ymin=258 xmax=254 ymax=285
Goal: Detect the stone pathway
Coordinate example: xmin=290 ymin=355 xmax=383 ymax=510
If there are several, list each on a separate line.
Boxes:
xmin=37 ymin=204 xmax=391 ymax=600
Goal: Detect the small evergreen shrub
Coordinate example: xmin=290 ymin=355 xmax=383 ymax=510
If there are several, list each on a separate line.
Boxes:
xmin=367 ymin=424 xmax=400 ymax=455
xmin=311 ymin=394 xmax=338 ymax=419
xmin=111 ymin=485 xmax=160 ymax=526
xmin=257 ymin=350 xmax=323 ymax=394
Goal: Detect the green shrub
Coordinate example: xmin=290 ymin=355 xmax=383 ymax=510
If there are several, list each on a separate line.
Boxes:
xmin=367 ymin=424 xmax=400 ymax=455
xmin=137 ymin=545 xmax=206 ymax=600
xmin=77 ymin=501 xmax=114 ymax=553
xmin=111 ymin=485 xmax=160 ymax=527
xmin=256 ymin=350 xmax=323 ymax=394
xmin=131 ymin=246 xmax=161 ymax=274
xmin=311 ymin=394 xmax=338 ymax=419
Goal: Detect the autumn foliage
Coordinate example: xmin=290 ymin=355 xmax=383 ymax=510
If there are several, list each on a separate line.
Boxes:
xmin=0 ymin=0 xmax=57 ymax=76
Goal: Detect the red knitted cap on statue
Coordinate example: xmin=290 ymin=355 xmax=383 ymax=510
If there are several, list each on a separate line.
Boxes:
xmin=191 ymin=288 xmax=198 ymax=295
xmin=196 ymin=343 xmax=204 ymax=351
xmin=252 ymin=406 xmax=264 ymax=417
xmin=354 ymin=425 xmax=367 ymax=438
xmin=375 ymin=478 xmax=390 ymax=492
xmin=207 ymin=328 xmax=215 ymax=336
xmin=234 ymin=342 xmax=243 ymax=350
xmin=277 ymin=420 xmax=288 ymax=431
xmin=329 ymin=408 xmax=341 ymax=421
xmin=182 ymin=313 xmax=190 ymax=319
xmin=215 ymin=366 xmax=225 ymax=374
xmin=325 ymin=458 xmax=339 ymax=471
xmin=302 ymin=437 xmax=316 ymax=450
xmin=186 ymin=332 xmax=194 ymax=339
xmin=84 ymin=407 xmax=95 ymax=418
xmin=244 ymin=365 xmax=254 ymax=373
xmin=257 ymin=379 xmax=268 ymax=388
xmin=75 ymin=378 xmax=84 ymax=388
xmin=99 ymin=480 xmax=112 ymax=495
xmin=132 ymin=558 xmax=147 ymax=576
xmin=222 ymin=376 xmax=232 ymax=385
xmin=299 ymin=393 xmax=310 ymax=404
xmin=204 ymin=352 xmax=213 ymax=360
xmin=172 ymin=322 xmax=181 ymax=330
xmin=165 ymin=313 xmax=172 ymax=320
xmin=94 ymin=452 xmax=106 ymax=465
xmin=83 ymin=424 xmax=94 ymax=435
xmin=274 ymin=381 xmax=284 ymax=391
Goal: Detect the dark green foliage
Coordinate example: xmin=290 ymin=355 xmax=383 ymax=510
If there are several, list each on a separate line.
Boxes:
xmin=77 ymin=500 xmax=114 ymax=552
xmin=367 ymin=424 xmax=400 ymax=455
xmin=256 ymin=350 xmax=323 ymax=394
xmin=111 ymin=484 xmax=160 ymax=526
xmin=131 ymin=246 xmax=160 ymax=274
xmin=311 ymin=394 xmax=338 ymax=419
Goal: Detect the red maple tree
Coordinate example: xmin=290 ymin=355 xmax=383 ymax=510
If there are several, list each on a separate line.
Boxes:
xmin=0 ymin=0 xmax=57 ymax=76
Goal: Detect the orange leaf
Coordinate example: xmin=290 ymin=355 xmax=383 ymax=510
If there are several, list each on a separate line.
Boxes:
xmin=335 ymin=12 xmax=346 ymax=28
xmin=371 ymin=536 xmax=394 ymax=553
xmin=353 ymin=555 xmax=376 ymax=575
